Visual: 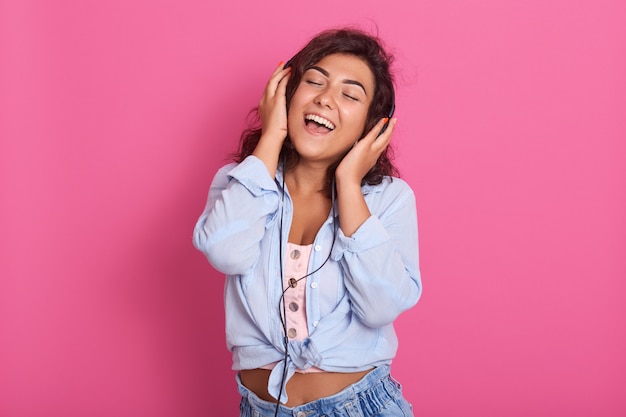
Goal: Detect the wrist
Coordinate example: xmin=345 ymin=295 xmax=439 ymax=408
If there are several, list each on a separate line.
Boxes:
xmin=335 ymin=178 xmax=363 ymax=199
xmin=335 ymin=172 xmax=362 ymax=189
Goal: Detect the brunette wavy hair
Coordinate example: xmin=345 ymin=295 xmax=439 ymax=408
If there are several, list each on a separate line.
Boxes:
xmin=233 ymin=27 xmax=399 ymax=191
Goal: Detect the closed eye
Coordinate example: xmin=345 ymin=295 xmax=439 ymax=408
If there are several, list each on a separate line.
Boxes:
xmin=306 ymin=80 xmax=323 ymax=86
xmin=343 ymin=93 xmax=358 ymax=101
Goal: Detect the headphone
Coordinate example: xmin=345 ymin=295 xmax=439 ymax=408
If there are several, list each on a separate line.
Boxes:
xmin=270 ymin=57 xmax=395 ymax=416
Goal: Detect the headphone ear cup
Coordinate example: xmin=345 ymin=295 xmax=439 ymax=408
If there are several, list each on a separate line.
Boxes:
xmin=377 ymin=98 xmax=395 ymax=138
xmin=388 ymin=101 xmax=396 ymax=119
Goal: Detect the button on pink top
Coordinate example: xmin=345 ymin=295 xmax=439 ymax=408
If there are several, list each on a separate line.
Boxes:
xmin=283 ymin=242 xmax=312 ymax=342
xmin=262 ymin=242 xmax=322 ymax=373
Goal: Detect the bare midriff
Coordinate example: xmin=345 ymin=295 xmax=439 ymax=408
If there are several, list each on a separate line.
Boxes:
xmin=239 ymin=368 xmax=372 ymax=407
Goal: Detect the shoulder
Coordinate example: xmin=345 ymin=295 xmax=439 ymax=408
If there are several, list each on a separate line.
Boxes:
xmin=211 ymin=156 xmax=279 ymax=196
xmin=363 ymin=176 xmax=415 ymax=201
xmin=362 ymin=176 xmax=416 ymax=216
xmin=216 ymin=160 xmax=239 ymax=174
xmin=212 ymin=156 xmax=262 ymax=183
xmin=209 ymin=161 xmax=238 ymax=187
xmin=216 ymin=161 xmax=238 ymax=176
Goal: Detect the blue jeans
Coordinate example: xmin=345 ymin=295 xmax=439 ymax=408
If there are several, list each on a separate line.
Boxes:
xmin=237 ymin=365 xmax=414 ymax=417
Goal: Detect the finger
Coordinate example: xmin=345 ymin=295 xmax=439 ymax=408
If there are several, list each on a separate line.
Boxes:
xmin=376 ymin=117 xmax=396 ymax=148
xmin=361 ymin=118 xmax=395 ymax=156
xmin=376 ymin=117 xmax=398 ymax=142
xmin=275 ymin=70 xmax=291 ymax=98
xmin=360 ymin=117 xmax=394 ymax=144
xmin=263 ymin=63 xmax=292 ymax=100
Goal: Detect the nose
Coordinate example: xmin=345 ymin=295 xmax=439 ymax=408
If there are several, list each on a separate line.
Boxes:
xmin=314 ymin=88 xmax=335 ymax=110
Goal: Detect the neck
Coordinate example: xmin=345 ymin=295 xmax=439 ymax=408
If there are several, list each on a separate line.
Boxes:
xmin=285 ymin=162 xmax=330 ymax=195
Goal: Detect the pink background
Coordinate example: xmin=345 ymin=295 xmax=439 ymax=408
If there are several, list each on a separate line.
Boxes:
xmin=1 ymin=0 xmax=625 ymax=416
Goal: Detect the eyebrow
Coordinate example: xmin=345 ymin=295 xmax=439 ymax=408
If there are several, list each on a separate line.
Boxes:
xmin=309 ymin=65 xmax=368 ymax=96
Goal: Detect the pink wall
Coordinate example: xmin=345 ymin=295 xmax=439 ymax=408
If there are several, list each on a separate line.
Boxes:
xmin=1 ymin=1 xmax=625 ymax=416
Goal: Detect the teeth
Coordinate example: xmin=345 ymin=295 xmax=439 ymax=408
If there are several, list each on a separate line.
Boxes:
xmin=305 ymin=114 xmax=335 ymax=130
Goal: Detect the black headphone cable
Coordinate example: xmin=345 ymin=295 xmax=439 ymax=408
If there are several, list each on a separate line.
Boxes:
xmin=273 ymin=156 xmax=337 ymax=416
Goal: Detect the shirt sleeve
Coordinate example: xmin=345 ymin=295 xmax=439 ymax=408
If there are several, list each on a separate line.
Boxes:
xmin=330 ymin=179 xmax=422 ymax=328
xmin=193 ymin=156 xmax=281 ymax=275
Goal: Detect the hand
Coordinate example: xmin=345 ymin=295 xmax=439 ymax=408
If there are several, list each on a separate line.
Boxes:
xmin=253 ymin=62 xmax=291 ymax=177
xmin=335 ymin=117 xmax=397 ymax=186
xmin=258 ymin=62 xmax=292 ymax=145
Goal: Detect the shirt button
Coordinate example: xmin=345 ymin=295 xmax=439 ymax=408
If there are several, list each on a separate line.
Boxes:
xmin=314 ymin=245 xmax=321 ymax=251
xmin=310 ymin=282 xmax=318 ymax=289
xmin=313 ymin=320 xmax=319 ymax=327
xmin=289 ymin=278 xmax=298 ymax=288
xmin=289 ymin=302 xmax=299 ymax=312
xmin=290 ymin=249 xmax=301 ymax=259
xmin=288 ymin=328 xmax=297 ymax=338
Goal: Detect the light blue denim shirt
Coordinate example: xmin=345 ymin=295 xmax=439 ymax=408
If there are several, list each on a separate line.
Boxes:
xmin=193 ymin=155 xmax=422 ymax=402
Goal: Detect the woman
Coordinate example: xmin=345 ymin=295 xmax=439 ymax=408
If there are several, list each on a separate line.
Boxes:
xmin=193 ymin=27 xmax=421 ymax=417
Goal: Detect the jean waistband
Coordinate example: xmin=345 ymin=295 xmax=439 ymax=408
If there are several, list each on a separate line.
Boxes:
xmin=238 ymin=365 xmax=399 ymax=417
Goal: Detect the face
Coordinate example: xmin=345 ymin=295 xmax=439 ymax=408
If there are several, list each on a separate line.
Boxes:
xmin=287 ymin=53 xmax=375 ymax=166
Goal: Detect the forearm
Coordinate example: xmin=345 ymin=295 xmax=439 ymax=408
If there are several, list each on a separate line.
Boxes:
xmin=193 ymin=158 xmax=280 ymax=274
xmin=252 ymin=133 xmax=284 ymax=179
xmin=331 ymin=181 xmax=422 ymax=327
xmin=340 ymin=235 xmax=420 ymax=327
xmin=335 ymin=178 xmax=370 ymax=237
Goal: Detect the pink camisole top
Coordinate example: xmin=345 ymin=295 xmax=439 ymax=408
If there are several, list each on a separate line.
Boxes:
xmin=261 ymin=242 xmax=323 ymax=373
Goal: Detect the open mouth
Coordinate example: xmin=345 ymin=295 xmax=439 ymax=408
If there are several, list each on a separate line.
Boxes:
xmin=304 ymin=114 xmax=335 ymax=133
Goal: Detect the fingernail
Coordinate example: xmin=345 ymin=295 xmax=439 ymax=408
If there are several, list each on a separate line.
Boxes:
xmin=382 ymin=117 xmax=389 ymax=124
xmin=278 ymin=61 xmax=284 ymax=67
